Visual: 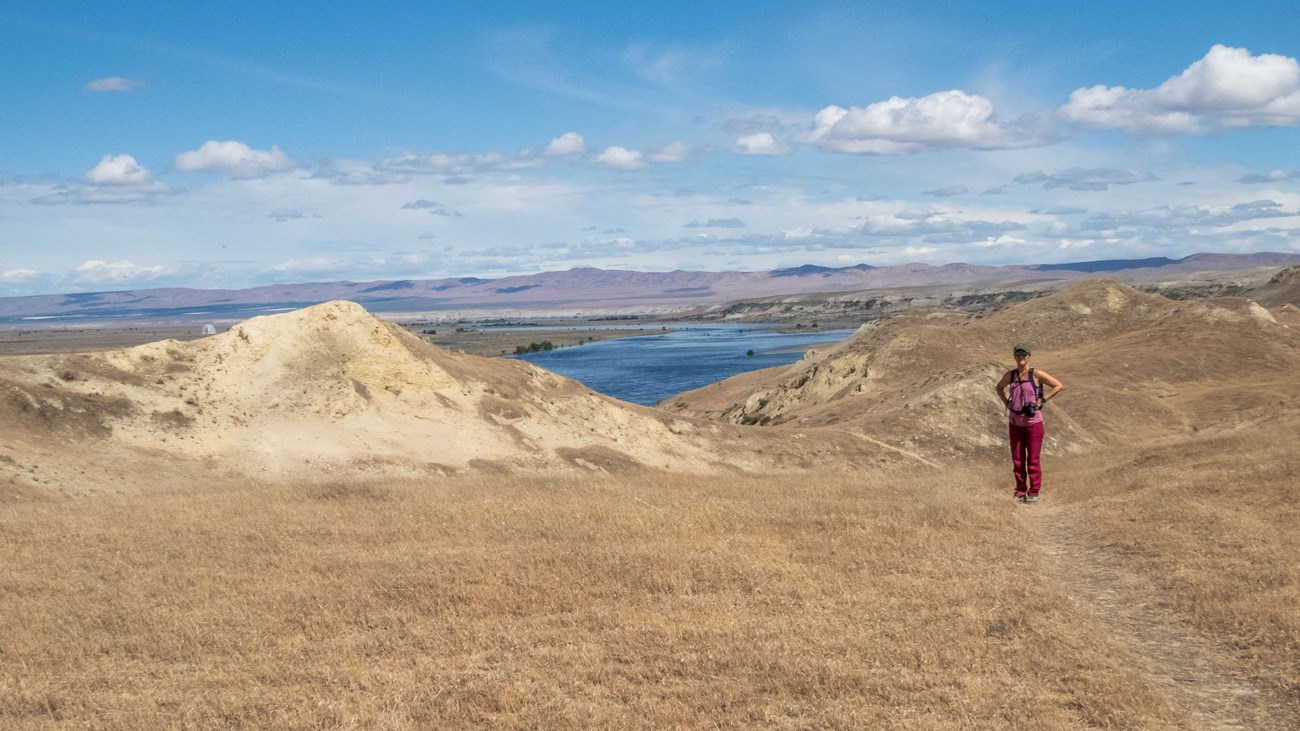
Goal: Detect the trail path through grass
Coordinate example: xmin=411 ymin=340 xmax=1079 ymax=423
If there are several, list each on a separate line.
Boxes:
xmin=1028 ymin=505 xmax=1300 ymax=730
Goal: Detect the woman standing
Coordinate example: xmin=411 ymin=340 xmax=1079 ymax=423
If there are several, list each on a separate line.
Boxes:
xmin=995 ymin=343 xmax=1063 ymax=504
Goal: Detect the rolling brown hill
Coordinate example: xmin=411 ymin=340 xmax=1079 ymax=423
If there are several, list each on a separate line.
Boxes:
xmin=1253 ymin=264 xmax=1300 ymax=307
xmin=664 ymin=280 xmax=1300 ymax=460
xmin=0 ymin=301 xmax=893 ymax=493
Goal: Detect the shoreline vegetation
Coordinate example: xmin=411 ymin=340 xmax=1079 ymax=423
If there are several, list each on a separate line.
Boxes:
xmin=414 ymin=325 xmax=668 ymax=358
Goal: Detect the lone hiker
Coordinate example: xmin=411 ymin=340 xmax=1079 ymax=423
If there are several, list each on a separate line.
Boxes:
xmin=995 ymin=343 xmax=1063 ymax=504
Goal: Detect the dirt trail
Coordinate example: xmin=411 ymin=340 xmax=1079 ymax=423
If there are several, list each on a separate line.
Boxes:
xmin=1029 ymin=506 xmax=1300 ymax=730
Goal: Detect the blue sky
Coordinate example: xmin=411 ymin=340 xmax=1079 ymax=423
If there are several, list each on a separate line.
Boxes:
xmin=3 ymin=1 xmax=1300 ymax=295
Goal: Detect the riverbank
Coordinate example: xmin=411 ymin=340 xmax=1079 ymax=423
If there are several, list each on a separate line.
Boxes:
xmin=413 ymin=326 xmax=665 ymax=357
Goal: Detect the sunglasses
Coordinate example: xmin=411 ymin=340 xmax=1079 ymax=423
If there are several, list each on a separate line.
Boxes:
xmin=1014 ymin=351 xmax=1029 ymax=357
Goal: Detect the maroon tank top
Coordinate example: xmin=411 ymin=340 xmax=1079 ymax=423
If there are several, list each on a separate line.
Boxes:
xmin=1008 ymin=369 xmax=1044 ymax=427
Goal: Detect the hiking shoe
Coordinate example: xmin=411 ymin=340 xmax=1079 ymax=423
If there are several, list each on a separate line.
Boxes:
xmin=1024 ymin=495 xmax=1039 ymax=504
xmin=1014 ymin=493 xmax=1027 ymax=503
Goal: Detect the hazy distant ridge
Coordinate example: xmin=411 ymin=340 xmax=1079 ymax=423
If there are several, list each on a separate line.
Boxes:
xmin=2 ymin=252 xmax=1298 ymax=320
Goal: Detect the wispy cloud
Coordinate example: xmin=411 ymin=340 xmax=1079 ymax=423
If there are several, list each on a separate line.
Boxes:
xmin=1014 ymin=168 xmax=1158 ymax=191
xmin=73 ymin=259 xmax=166 ymax=284
xmin=377 ymin=151 xmax=542 ymax=175
xmin=84 ymin=76 xmax=145 ymax=92
xmin=1238 ymin=169 xmax=1300 ymax=184
xmin=399 ymin=199 xmax=463 ymax=216
xmin=1081 ymin=199 xmax=1297 ymax=232
xmin=924 ymin=185 xmax=968 ymax=197
xmin=684 ymin=218 xmax=747 ymax=229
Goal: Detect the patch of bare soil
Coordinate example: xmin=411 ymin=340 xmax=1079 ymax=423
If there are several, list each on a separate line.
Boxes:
xmin=1030 ymin=507 xmax=1300 ymax=730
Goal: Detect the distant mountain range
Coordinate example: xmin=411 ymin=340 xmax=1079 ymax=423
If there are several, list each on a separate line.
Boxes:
xmin=3 ymin=252 xmax=1299 ymax=322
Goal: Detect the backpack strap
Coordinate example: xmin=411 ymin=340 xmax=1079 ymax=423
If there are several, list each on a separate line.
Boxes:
xmin=1030 ymin=368 xmax=1044 ymax=400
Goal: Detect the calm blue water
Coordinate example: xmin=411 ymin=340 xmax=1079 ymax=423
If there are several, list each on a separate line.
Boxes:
xmin=510 ymin=324 xmax=853 ymax=405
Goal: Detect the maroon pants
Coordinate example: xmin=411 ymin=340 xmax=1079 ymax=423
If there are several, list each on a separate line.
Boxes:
xmin=1008 ymin=421 xmax=1044 ymax=496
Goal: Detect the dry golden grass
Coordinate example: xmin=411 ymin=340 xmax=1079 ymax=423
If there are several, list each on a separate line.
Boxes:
xmin=1048 ymin=419 xmax=1300 ymax=698
xmin=2 ymin=467 xmax=1190 ymax=729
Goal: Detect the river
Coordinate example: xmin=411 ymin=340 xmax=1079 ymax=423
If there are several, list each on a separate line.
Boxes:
xmin=505 ymin=323 xmax=854 ymax=405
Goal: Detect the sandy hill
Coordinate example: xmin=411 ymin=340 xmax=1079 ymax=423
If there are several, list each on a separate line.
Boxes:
xmin=665 ymin=280 xmax=1300 ymax=460
xmin=0 ymin=301 xmax=891 ymax=492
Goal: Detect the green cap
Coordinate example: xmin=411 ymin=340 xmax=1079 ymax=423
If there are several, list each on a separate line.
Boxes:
xmin=1013 ymin=343 xmax=1032 ymax=355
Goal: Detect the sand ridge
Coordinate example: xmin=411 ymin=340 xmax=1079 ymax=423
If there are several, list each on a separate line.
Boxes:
xmin=0 ymin=300 xmax=897 ymax=491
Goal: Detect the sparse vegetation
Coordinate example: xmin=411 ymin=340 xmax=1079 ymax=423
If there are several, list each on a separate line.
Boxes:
xmin=948 ymin=290 xmax=1041 ymax=308
xmin=409 ymin=326 xmax=653 ymax=357
xmin=514 ymin=340 xmax=555 ymax=354
xmin=1138 ymin=283 xmax=1250 ymax=300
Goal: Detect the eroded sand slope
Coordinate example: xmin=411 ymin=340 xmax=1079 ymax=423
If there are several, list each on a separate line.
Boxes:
xmin=0 ymin=301 xmax=893 ymax=492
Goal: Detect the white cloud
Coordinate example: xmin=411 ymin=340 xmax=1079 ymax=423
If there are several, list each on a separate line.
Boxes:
xmin=735 ymin=132 xmax=788 ymax=155
xmin=73 ymin=260 xmax=166 ymax=284
xmin=733 ymin=133 xmax=790 ymax=156
xmin=86 ymin=154 xmax=155 ymax=185
xmin=544 ymin=132 xmax=586 ymax=157
xmin=3 ymin=269 xmax=38 ymax=281
xmin=649 ymin=141 xmax=691 ymax=162
xmin=174 ymin=140 xmax=295 ymax=179
xmin=84 ymin=76 xmax=144 ymax=92
xmin=597 ymin=146 xmax=646 ymax=170
xmin=1062 ymin=45 xmax=1300 ymax=135
xmin=807 ymin=90 xmax=1049 ymax=154
xmin=29 ymin=153 xmax=178 ymax=204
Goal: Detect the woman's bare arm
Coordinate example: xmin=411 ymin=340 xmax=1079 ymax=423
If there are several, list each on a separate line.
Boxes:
xmin=995 ymin=370 xmax=1012 ymax=406
xmin=1035 ymin=369 xmax=1063 ymax=404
